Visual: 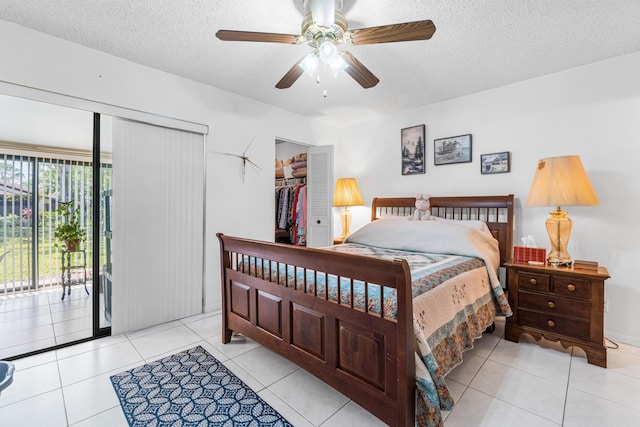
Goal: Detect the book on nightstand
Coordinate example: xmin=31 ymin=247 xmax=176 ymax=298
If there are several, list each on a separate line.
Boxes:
xmin=573 ymin=260 xmax=599 ymax=271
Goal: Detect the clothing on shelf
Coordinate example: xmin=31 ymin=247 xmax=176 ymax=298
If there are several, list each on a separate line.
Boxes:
xmin=289 ymin=153 xmax=307 ymax=178
xmin=275 ymin=177 xmax=307 ymax=246
xmin=276 ymin=153 xmax=307 ymax=179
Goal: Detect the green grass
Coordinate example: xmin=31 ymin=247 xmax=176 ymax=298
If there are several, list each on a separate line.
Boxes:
xmin=0 ymin=234 xmax=106 ymax=287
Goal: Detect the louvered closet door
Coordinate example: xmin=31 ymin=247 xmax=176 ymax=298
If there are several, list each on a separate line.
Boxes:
xmin=111 ymin=118 xmax=204 ymax=334
xmin=306 ymin=145 xmax=333 ymax=248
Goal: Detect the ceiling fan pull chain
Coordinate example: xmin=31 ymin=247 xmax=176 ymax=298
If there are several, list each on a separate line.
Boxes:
xmin=318 ymin=64 xmax=328 ymax=98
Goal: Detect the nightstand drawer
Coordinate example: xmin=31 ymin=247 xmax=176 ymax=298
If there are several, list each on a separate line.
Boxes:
xmin=518 ymin=272 xmax=550 ymax=292
xmin=518 ymin=309 xmax=589 ymax=340
xmin=553 ymin=276 xmax=591 ymax=299
xmin=518 ymin=291 xmax=590 ymax=321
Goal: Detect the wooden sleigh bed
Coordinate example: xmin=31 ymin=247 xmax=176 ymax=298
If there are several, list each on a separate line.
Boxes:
xmin=217 ymin=195 xmax=514 ymax=426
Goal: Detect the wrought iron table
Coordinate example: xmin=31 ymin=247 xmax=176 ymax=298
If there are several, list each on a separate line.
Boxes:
xmin=61 ymin=249 xmax=89 ymax=301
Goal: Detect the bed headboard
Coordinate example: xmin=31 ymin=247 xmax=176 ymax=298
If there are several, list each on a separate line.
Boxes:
xmin=371 ymin=195 xmax=514 ymax=266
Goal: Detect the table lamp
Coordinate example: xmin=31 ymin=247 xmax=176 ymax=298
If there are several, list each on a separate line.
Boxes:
xmin=525 ymin=155 xmax=599 ymax=266
xmin=333 ymin=178 xmax=364 ymax=240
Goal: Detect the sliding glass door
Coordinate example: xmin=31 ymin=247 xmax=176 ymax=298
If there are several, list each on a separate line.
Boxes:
xmin=0 ymin=94 xmax=110 ymax=358
xmin=0 ymin=88 xmax=206 ymax=357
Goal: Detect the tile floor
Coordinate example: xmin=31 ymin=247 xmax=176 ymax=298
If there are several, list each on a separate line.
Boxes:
xmin=1 ymin=313 xmax=640 ymax=426
xmin=0 ymin=284 xmax=95 ymax=360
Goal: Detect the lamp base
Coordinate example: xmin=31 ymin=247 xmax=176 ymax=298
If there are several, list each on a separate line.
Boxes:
xmin=545 ymin=207 xmax=573 ymax=266
xmin=340 ymin=207 xmax=352 ymax=240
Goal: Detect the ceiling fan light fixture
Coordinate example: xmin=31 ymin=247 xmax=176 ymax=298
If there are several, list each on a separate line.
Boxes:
xmin=329 ymin=54 xmax=349 ymax=76
xmin=299 ymin=52 xmax=319 ymax=75
xmin=318 ymin=40 xmax=338 ymax=64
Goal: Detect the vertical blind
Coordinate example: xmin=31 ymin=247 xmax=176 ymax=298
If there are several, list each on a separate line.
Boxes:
xmin=111 ymin=119 xmax=204 ymax=334
xmin=0 ymin=152 xmax=94 ymax=294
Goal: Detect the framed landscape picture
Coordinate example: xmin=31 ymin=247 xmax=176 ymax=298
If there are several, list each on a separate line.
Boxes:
xmin=434 ymin=134 xmax=472 ymax=165
xmin=401 ymin=124 xmax=426 ymax=175
xmin=480 ymin=151 xmax=511 ymax=174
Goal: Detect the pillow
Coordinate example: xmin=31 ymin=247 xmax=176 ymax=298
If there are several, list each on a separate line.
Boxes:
xmin=290 ymin=160 xmax=307 ymax=170
xmin=432 ymin=217 xmax=492 ymax=236
xmin=291 ymin=167 xmax=307 ymax=178
xmin=378 ymin=213 xmax=411 ymax=220
xmin=345 ymin=219 xmax=499 ymax=266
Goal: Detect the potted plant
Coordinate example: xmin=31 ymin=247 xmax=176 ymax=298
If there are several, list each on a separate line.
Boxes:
xmin=54 ymin=201 xmax=85 ymax=252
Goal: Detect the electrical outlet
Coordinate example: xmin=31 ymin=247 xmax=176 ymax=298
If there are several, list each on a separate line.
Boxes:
xmin=604 ymin=298 xmax=609 ymax=312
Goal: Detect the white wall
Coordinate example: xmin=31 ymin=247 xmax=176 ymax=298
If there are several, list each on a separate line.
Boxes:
xmin=325 ymin=51 xmax=640 ymax=346
xmin=0 ymin=20 xmax=319 ymax=313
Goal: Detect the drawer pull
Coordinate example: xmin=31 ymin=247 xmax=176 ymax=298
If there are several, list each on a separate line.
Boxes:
xmin=567 ymin=284 xmax=576 ymax=292
xmin=547 ymin=320 xmax=556 ymax=327
xmin=529 ymin=278 xmax=538 ymax=285
xmin=547 ymin=301 xmax=556 ymax=309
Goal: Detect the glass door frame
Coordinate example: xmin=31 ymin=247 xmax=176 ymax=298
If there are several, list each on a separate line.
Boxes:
xmin=93 ymin=112 xmax=110 ymax=338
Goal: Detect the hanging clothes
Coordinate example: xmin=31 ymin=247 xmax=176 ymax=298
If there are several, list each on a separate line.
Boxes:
xmin=275 ymin=178 xmax=307 ymax=246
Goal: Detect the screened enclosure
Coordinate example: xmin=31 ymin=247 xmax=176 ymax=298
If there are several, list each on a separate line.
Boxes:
xmin=0 ymin=154 xmax=111 ymax=296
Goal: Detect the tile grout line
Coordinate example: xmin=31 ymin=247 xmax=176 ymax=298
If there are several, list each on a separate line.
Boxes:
xmin=460 ymin=331 xmax=565 ymax=425
xmin=445 ymin=324 xmax=505 ymax=418
xmin=561 ymin=348 xmax=574 ymax=426
xmin=467 ymin=336 xmax=565 ymax=424
xmin=56 ymin=347 xmax=71 ymax=427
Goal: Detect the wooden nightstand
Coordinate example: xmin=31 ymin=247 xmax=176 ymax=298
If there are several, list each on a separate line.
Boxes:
xmin=505 ymin=260 xmax=610 ymax=367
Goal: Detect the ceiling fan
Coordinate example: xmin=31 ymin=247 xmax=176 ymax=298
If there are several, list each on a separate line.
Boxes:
xmin=215 ymin=0 xmax=436 ymax=89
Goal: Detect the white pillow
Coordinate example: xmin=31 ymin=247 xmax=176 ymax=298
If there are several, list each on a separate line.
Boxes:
xmin=378 ymin=213 xmax=411 ymax=220
xmin=432 ymin=217 xmax=492 ymax=236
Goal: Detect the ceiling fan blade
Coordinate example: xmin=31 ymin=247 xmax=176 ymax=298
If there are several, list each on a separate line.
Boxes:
xmin=310 ymin=0 xmax=335 ymax=27
xmin=349 ymin=20 xmax=436 ymax=45
xmin=216 ymin=30 xmax=300 ymax=44
xmin=275 ymin=57 xmax=306 ymax=89
xmin=341 ymin=51 xmax=379 ymax=89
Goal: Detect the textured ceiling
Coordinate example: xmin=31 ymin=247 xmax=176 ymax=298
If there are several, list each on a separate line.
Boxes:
xmin=1 ymin=0 xmax=640 ymax=127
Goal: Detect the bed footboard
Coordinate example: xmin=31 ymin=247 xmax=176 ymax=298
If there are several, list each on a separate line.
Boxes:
xmin=217 ymin=233 xmax=415 ymax=426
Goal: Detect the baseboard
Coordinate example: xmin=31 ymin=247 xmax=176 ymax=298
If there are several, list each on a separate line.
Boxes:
xmin=604 ymin=331 xmax=640 ymax=348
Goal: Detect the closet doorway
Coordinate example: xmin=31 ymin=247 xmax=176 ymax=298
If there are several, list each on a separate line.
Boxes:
xmin=275 ymin=139 xmax=333 ymax=248
xmin=275 ymin=139 xmax=309 ymax=246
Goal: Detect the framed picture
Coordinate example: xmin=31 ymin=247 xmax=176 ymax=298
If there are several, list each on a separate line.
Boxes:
xmin=480 ymin=151 xmax=511 ymax=174
xmin=401 ymin=124 xmax=426 ymax=175
xmin=434 ymin=134 xmax=472 ymax=165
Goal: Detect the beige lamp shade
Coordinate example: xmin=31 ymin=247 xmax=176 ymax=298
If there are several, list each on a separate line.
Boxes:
xmin=334 ymin=178 xmax=364 ymax=207
xmin=525 ymin=156 xmax=599 ymax=207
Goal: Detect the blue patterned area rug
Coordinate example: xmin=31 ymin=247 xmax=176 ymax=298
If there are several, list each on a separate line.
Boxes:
xmin=110 ymin=345 xmax=293 ymax=427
